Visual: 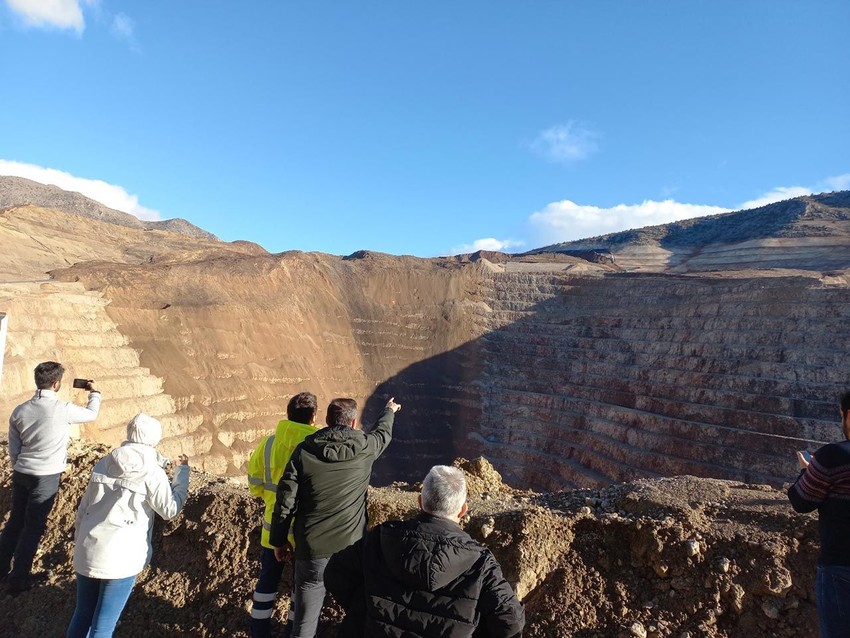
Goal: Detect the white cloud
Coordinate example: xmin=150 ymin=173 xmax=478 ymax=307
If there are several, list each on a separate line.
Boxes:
xmin=4 ymin=1 xmax=139 ymax=49
xmin=528 ymin=175 xmax=850 ymax=246
xmin=824 ymin=174 xmax=850 ymax=191
xmin=447 ymin=175 xmax=850 ymax=255
xmin=450 ymin=237 xmax=524 ymax=256
xmin=529 ymin=199 xmax=730 ymax=244
xmin=529 ymin=122 xmax=599 ymax=163
xmin=737 ymin=174 xmax=850 ymax=210
xmin=110 ymin=12 xmax=138 ymax=49
xmin=739 ymin=186 xmax=812 ymax=210
xmin=0 ymin=160 xmax=161 ymax=221
xmin=4 ymin=0 xmax=95 ymax=33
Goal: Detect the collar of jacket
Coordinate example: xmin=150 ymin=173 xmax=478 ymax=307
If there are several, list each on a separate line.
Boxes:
xmin=416 ymin=510 xmax=463 ymax=531
xmin=274 ymin=419 xmax=318 ymax=435
xmin=34 ymin=389 xmax=58 ymax=399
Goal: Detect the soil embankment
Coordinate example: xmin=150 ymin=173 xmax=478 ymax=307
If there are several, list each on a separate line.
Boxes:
xmin=1 ymin=442 xmax=819 ymax=637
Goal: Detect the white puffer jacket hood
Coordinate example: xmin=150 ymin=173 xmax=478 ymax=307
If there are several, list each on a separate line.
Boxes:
xmin=100 ymin=444 xmax=156 ymax=491
xmin=125 ymin=412 xmax=163 ymax=447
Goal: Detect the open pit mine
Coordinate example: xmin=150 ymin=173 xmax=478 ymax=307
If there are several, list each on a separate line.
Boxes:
xmin=2 ymin=176 xmax=850 ymax=636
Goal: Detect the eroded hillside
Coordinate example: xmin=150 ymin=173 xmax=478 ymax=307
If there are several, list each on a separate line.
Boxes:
xmin=0 ymin=443 xmax=820 ymax=638
xmin=50 ymin=249 xmax=488 ymax=475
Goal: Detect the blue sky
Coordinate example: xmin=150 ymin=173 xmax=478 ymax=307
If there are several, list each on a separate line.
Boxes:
xmin=1 ymin=1 xmax=848 ymax=257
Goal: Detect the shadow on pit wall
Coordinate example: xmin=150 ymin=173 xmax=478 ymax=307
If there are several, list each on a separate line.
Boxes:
xmin=363 ymin=270 xmax=850 ymax=491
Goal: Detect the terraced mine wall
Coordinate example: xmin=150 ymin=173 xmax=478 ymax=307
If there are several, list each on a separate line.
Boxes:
xmin=5 ymin=250 xmax=847 ymax=490
xmin=375 ymin=267 xmax=847 ymax=489
xmin=0 ymin=280 xmax=181 ymax=445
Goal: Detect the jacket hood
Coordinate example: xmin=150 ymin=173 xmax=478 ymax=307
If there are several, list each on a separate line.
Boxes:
xmin=377 ymin=514 xmax=482 ymax=591
xmin=303 ymin=426 xmax=366 ymax=462
xmin=94 ymin=443 xmax=156 ymax=489
xmin=125 ymin=413 xmax=162 ymax=447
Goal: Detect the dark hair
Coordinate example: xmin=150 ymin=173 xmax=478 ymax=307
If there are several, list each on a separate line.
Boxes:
xmin=326 ymin=398 xmax=358 ymax=427
xmin=841 ymin=391 xmax=850 ymax=416
xmin=34 ymin=361 xmax=64 ymax=389
xmin=287 ymin=391 xmax=317 ymax=425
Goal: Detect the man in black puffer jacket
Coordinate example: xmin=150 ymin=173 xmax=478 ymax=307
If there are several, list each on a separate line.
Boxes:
xmin=325 ymin=465 xmax=524 ymax=637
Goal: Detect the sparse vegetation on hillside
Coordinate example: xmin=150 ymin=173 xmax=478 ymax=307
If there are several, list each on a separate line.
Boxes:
xmin=531 ymin=191 xmax=850 ymax=253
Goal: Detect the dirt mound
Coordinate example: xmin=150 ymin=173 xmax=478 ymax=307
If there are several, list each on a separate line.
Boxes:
xmin=1 ymin=441 xmax=818 ymax=637
xmin=454 ymin=456 xmax=509 ymax=497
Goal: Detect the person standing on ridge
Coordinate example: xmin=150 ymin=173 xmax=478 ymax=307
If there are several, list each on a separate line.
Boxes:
xmin=788 ymin=390 xmax=850 ymax=637
xmin=66 ymin=413 xmax=190 ymax=638
xmin=247 ymin=391 xmax=320 ymax=638
xmin=325 ymin=465 xmax=525 ymax=637
xmin=1 ymin=361 xmax=101 ymax=594
xmin=269 ymin=396 xmax=402 ymax=638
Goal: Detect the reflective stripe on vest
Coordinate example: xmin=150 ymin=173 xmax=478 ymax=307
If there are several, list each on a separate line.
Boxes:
xmin=263 ymin=435 xmax=277 ymax=492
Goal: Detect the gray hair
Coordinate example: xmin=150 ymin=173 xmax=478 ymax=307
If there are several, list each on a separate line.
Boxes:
xmin=421 ymin=465 xmax=467 ymax=519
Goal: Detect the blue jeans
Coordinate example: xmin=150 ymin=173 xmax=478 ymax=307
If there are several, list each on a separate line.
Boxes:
xmin=291 ymin=557 xmax=329 ymax=638
xmin=817 ymin=565 xmax=850 ymax=637
xmin=250 ymin=547 xmax=293 ymax=638
xmin=0 ymin=471 xmax=61 ymax=586
xmin=66 ymin=573 xmax=137 ymax=638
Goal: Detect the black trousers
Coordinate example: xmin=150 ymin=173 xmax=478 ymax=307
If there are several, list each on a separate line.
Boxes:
xmin=0 ymin=471 xmax=61 ymax=585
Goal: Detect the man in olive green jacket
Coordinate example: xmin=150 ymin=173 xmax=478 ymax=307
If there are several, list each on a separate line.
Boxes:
xmin=269 ymin=396 xmax=401 ymax=638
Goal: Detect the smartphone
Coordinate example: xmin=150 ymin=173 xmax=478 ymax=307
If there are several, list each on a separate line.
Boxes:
xmin=72 ymin=378 xmax=90 ymax=389
xmin=799 ymin=450 xmax=813 ymax=463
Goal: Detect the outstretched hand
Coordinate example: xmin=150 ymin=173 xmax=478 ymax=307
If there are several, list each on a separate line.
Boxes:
xmin=177 ymin=454 xmax=189 ymax=466
xmin=386 ymin=397 xmax=402 ymax=413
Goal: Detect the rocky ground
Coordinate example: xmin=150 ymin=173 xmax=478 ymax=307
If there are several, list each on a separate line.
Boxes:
xmin=0 ymin=444 xmax=819 ymax=637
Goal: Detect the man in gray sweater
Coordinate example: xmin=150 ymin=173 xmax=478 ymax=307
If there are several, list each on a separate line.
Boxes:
xmin=1 ymin=361 xmax=101 ymax=593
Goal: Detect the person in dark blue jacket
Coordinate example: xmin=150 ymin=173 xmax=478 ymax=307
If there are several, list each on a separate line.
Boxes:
xmin=325 ymin=465 xmax=524 ymax=638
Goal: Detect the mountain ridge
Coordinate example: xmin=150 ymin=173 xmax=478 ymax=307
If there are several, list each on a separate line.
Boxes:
xmin=5 ymin=174 xmax=850 ymax=264
xmin=527 ymin=191 xmax=850 ymax=254
xmin=0 ymin=175 xmax=218 ymax=241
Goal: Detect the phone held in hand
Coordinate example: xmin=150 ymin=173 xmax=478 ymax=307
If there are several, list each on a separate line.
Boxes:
xmin=72 ymin=378 xmax=90 ymax=389
xmin=800 ymin=450 xmax=813 ymax=463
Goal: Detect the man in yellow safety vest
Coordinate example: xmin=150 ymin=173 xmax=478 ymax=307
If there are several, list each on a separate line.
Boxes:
xmin=247 ymin=391 xmax=319 ymax=638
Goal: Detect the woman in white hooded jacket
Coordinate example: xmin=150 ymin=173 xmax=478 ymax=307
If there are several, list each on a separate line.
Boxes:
xmin=66 ymin=413 xmax=190 ymax=638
